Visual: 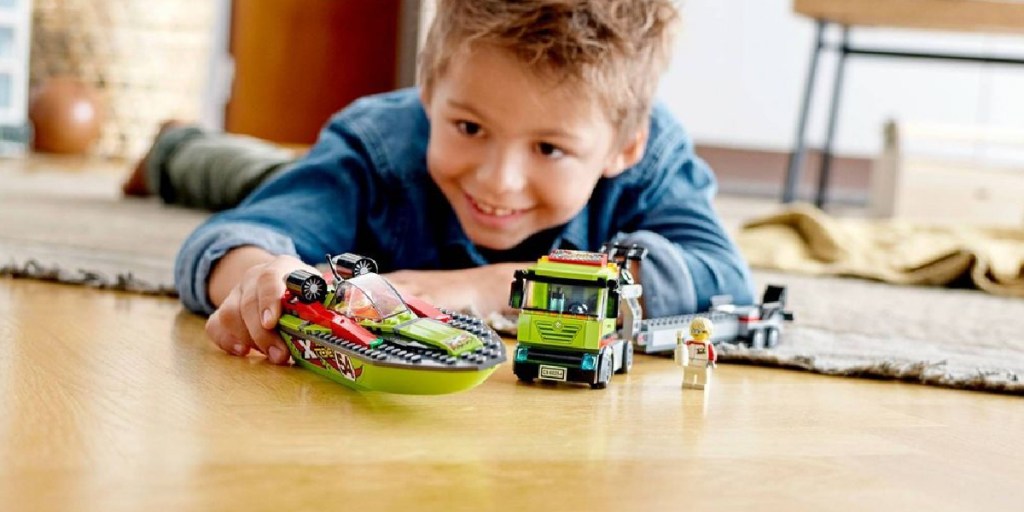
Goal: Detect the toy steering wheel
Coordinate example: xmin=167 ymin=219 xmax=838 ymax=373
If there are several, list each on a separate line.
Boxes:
xmin=567 ymin=302 xmax=589 ymax=315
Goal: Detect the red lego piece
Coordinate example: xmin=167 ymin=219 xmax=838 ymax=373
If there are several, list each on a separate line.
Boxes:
xmin=403 ymin=294 xmax=451 ymax=323
xmin=283 ymin=294 xmax=378 ymax=347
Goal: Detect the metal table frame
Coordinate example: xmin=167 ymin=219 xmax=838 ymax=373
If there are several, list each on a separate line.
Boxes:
xmin=782 ymin=19 xmax=1024 ymax=207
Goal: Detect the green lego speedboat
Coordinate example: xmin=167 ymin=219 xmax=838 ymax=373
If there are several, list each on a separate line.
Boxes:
xmin=277 ymin=253 xmax=506 ymax=395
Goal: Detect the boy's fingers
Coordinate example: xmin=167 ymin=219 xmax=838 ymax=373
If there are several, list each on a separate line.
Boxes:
xmin=257 ymin=273 xmax=284 ymax=330
xmin=206 ymin=302 xmax=253 ymax=357
xmin=257 ymin=278 xmax=291 ymax=365
xmin=240 ymin=281 xmax=290 ymax=365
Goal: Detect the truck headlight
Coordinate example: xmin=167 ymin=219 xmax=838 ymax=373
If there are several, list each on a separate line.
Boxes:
xmin=581 ymin=353 xmax=597 ymax=371
xmin=515 ymin=346 xmax=529 ymax=362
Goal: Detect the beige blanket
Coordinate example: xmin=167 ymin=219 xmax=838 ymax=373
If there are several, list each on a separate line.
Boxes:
xmin=736 ymin=204 xmax=1024 ymax=298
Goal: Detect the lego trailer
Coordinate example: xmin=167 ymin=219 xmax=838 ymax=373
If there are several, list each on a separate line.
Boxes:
xmin=635 ymin=285 xmax=794 ymax=354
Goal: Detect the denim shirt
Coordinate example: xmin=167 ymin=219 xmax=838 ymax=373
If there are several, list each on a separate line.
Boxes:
xmin=175 ymin=88 xmax=754 ymax=317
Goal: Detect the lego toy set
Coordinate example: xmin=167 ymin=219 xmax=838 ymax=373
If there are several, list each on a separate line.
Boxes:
xmin=274 ymin=247 xmax=793 ymax=394
xmin=507 ymin=245 xmax=646 ymax=389
xmin=276 ymin=253 xmax=506 ymax=395
xmin=506 ymin=244 xmax=793 ymax=390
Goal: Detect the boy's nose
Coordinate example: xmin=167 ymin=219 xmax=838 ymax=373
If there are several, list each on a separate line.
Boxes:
xmin=479 ymin=148 xmax=527 ymax=193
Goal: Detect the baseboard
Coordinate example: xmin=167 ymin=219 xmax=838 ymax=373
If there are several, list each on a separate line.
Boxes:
xmin=696 ymin=144 xmax=872 ymax=206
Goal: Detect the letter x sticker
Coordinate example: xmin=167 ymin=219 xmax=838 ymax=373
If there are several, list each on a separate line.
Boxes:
xmin=298 ymin=339 xmax=317 ymax=360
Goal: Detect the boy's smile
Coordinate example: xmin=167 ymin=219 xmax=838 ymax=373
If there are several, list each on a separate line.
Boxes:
xmin=421 ymin=44 xmax=645 ymax=251
xmin=464 ymin=192 xmax=528 ymax=229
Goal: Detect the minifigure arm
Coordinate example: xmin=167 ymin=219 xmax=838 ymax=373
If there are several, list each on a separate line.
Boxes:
xmin=674 ymin=333 xmax=688 ymax=366
xmin=707 ymin=342 xmax=717 ymax=367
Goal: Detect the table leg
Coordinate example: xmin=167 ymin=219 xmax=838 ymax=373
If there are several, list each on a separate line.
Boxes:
xmin=783 ymin=19 xmax=826 ymax=204
xmin=815 ymin=25 xmax=850 ymax=209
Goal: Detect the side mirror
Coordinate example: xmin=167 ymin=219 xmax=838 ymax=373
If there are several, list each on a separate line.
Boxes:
xmin=606 ymin=288 xmax=620 ymax=319
xmin=509 ymin=277 xmax=524 ymax=309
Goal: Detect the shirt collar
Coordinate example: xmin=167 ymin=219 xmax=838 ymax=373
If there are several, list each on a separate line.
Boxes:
xmin=553 ymin=204 xmax=590 ymax=251
xmin=440 ymin=209 xmax=485 ymax=266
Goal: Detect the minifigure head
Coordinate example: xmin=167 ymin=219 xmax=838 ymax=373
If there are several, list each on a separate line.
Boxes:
xmin=418 ymin=0 xmax=679 ymax=250
xmin=689 ymin=317 xmax=713 ymax=342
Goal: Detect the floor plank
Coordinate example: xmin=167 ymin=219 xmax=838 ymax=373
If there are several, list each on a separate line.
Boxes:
xmin=0 ymin=279 xmax=1021 ymax=511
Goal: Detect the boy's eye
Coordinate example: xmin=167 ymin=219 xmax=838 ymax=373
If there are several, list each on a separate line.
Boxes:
xmin=537 ymin=142 xmax=566 ymax=159
xmin=455 ymin=121 xmax=481 ymax=136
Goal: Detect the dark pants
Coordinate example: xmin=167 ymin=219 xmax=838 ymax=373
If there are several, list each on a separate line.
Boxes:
xmin=146 ymin=125 xmax=297 ymax=210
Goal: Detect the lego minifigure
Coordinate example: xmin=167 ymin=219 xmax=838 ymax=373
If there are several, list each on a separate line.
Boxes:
xmin=675 ymin=317 xmax=716 ymax=390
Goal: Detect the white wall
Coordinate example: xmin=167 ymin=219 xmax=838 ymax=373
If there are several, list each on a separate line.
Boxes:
xmin=201 ymin=0 xmax=233 ymax=130
xmin=657 ymin=0 xmax=1024 ymax=157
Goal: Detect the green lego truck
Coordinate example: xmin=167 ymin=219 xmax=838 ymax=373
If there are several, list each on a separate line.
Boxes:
xmin=508 ymin=245 xmax=646 ymax=389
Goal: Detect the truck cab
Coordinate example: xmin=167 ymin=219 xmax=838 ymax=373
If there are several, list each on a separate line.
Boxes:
xmin=508 ymin=247 xmax=645 ymax=389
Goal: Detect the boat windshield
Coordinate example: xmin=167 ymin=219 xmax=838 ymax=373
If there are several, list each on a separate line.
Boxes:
xmin=330 ymin=274 xmax=409 ymax=321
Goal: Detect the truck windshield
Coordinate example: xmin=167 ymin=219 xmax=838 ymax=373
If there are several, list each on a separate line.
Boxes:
xmin=522 ymin=280 xmax=605 ymax=318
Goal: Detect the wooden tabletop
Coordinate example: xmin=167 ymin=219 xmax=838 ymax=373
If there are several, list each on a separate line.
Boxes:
xmin=1 ymin=278 xmax=1022 ymax=511
xmin=794 ymin=0 xmax=1024 ymax=33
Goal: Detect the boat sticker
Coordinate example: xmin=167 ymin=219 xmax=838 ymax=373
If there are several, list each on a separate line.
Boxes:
xmin=333 ymin=352 xmax=364 ymax=381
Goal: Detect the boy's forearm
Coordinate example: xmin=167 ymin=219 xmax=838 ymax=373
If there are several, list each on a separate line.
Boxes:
xmin=175 ymin=222 xmax=300 ymax=315
xmin=615 ymin=230 xmax=753 ymax=317
xmin=207 ymin=246 xmax=277 ymax=307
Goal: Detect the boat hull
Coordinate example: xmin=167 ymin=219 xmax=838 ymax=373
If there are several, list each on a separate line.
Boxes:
xmin=279 ymin=310 xmax=506 ymax=394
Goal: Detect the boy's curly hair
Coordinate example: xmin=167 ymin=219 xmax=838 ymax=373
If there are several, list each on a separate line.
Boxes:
xmin=418 ymin=0 xmax=680 ymax=145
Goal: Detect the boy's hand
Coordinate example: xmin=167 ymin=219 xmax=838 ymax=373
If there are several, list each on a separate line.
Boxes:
xmin=205 ymin=250 xmax=314 ymax=365
xmin=384 ymin=262 xmax=528 ymax=317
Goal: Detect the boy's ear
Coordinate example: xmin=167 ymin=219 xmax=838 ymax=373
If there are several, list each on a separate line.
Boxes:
xmin=603 ymin=128 xmax=648 ymax=178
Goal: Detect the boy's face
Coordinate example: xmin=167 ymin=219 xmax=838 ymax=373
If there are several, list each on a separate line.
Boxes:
xmin=421 ymin=45 xmax=645 ymax=251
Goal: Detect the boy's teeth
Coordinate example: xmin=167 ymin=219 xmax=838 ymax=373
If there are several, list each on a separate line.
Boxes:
xmin=476 ymin=200 xmax=515 ymax=216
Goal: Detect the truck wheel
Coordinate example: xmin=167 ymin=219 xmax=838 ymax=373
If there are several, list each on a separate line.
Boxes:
xmin=590 ymin=349 xmax=613 ymax=389
xmin=750 ymin=329 xmax=766 ymax=350
xmin=766 ymin=327 xmax=780 ymax=348
xmin=616 ymin=341 xmax=633 ymax=374
xmin=513 ymin=363 xmax=535 ymax=384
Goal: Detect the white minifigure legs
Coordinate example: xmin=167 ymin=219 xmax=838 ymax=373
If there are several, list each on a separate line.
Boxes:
xmin=682 ymin=365 xmax=711 ymax=389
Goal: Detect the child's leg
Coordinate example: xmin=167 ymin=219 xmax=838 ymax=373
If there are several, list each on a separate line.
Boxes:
xmin=130 ymin=123 xmax=298 ymax=210
xmin=122 ymin=121 xmax=186 ymax=197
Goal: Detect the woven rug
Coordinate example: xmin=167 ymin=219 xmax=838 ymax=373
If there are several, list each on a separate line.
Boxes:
xmin=0 ymin=169 xmax=206 ymax=294
xmin=2 ymin=170 xmax=1021 ymax=395
xmin=718 ymin=271 xmax=1024 ymax=394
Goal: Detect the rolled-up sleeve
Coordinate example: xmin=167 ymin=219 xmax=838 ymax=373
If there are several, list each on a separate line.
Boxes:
xmin=175 ymin=224 xmax=297 ymax=315
xmin=173 ymin=111 xmax=378 ymax=315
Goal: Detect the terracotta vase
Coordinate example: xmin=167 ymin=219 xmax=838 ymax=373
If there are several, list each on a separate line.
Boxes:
xmin=28 ymin=77 xmax=104 ymax=154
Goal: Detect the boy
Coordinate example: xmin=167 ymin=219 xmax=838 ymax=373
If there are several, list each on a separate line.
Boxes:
xmin=169 ymin=0 xmax=754 ymax=365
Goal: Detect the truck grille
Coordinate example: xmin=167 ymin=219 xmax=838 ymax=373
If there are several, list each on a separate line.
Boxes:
xmin=535 ymin=320 xmax=581 ymax=344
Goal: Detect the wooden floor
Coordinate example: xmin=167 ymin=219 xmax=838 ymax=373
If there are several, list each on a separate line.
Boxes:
xmin=1 ymin=278 xmax=1022 ymax=511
